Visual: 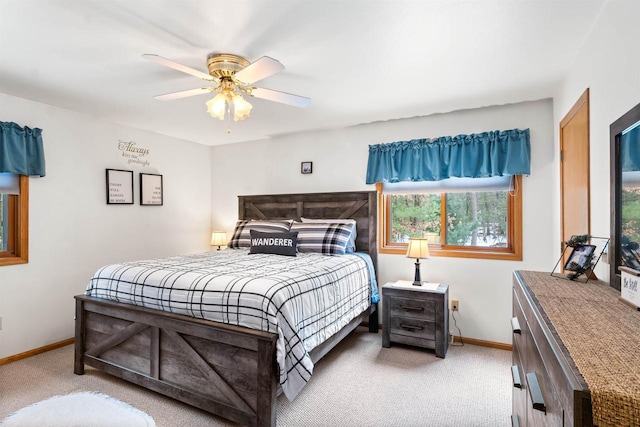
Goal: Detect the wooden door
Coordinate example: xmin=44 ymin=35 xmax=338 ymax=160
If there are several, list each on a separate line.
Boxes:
xmin=560 ymin=89 xmax=590 ymax=269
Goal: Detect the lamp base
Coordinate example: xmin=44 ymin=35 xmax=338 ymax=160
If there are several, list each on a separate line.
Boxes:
xmin=413 ymin=259 xmax=422 ymax=286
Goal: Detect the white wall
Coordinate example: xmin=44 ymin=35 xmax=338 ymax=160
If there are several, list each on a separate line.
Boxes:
xmin=211 ymin=99 xmax=555 ymax=345
xmin=0 ymin=93 xmax=212 ymax=358
xmin=553 ymin=0 xmax=640 ymax=282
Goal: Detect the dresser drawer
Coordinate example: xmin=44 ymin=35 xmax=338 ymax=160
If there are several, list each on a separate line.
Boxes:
xmin=524 ymin=324 xmax=564 ymax=427
xmin=512 ymin=340 xmax=528 ymax=426
xmin=389 ymin=315 xmax=436 ymax=340
xmin=512 ymin=289 xmax=528 ymax=364
xmin=389 ymin=296 xmax=435 ymax=320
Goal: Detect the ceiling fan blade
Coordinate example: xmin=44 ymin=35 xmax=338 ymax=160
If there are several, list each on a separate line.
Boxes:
xmin=142 ymin=54 xmax=215 ymax=82
xmin=251 ymin=87 xmax=310 ymax=108
xmin=154 ymin=87 xmax=212 ymax=101
xmin=234 ymin=56 xmax=284 ymax=84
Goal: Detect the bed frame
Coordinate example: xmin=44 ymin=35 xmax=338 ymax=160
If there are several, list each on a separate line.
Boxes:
xmin=74 ymin=191 xmax=378 ymax=427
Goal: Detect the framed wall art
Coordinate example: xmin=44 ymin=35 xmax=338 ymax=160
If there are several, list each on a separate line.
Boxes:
xmin=106 ymin=169 xmax=134 ymax=205
xmin=140 ymin=173 xmax=163 ymax=206
xmin=301 ymin=161 xmax=313 ymax=174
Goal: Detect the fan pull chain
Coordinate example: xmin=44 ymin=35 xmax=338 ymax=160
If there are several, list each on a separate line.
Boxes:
xmin=226 ymin=100 xmax=232 ymax=133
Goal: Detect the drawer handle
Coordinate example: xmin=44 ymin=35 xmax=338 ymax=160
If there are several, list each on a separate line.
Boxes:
xmin=511 ymin=317 xmax=521 ymax=334
xmin=400 ymin=305 xmax=424 ymax=312
xmin=526 ymin=372 xmax=546 ymax=414
xmin=400 ymin=324 xmax=424 ymax=331
xmin=511 ymin=365 xmax=522 ymax=389
xmin=511 ymin=414 xmax=520 ymax=427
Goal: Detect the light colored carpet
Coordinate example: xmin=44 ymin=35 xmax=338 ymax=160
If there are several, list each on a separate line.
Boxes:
xmin=0 ymin=328 xmax=511 ymax=426
xmin=1 ymin=391 xmax=156 ymax=426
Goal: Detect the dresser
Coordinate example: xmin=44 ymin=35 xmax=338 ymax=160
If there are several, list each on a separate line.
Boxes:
xmin=512 ymin=271 xmax=591 ymax=426
xmin=382 ymin=282 xmax=448 ymax=358
xmin=512 ymin=270 xmax=640 ymax=427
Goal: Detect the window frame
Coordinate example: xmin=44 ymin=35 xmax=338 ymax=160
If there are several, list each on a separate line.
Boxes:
xmin=377 ymin=176 xmax=523 ymax=260
xmin=0 ymin=175 xmax=29 ymax=266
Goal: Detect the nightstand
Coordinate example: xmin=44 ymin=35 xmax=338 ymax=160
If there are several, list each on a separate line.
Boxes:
xmin=381 ymin=281 xmax=449 ymax=358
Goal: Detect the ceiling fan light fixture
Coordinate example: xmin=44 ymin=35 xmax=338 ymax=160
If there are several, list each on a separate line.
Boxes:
xmin=231 ymin=92 xmax=252 ymax=121
xmin=206 ymin=91 xmax=229 ymax=120
xmin=206 ymin=83 xmax=253 ymax=122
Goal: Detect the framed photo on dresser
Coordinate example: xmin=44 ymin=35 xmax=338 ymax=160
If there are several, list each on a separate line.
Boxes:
xmin=140 ymin=173 xmax=163 ymax=206
xmin=563 ymin=244 xmax=596 ymax=271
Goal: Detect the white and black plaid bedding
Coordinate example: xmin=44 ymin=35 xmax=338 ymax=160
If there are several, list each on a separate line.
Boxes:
xmin=85 ymin=249 xmax=372 ymax=400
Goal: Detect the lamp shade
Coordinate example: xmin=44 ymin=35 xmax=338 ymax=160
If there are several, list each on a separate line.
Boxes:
xmin=210 ymin=231 xmax=228 ymax=247
xmin=406 ymin=238 xmax=430 ymax=259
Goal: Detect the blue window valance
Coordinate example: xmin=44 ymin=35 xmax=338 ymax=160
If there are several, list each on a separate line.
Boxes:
xmin=0 ymin=121 xmax=46 ymax=177
xmin=365 ymin=128 xmax=530 ymax=184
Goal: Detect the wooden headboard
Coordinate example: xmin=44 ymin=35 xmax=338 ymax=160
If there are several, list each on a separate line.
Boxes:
xmin=238 ymin=191 xmax=378 ymax=273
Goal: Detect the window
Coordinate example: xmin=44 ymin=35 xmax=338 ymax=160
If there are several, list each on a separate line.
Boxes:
xmin=378 ymin=176 xmax=522 ymax=260
xmin=0 ymin=174 xmax=29 ymax=266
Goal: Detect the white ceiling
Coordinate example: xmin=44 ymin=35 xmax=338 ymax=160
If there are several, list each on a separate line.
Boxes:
xmin=0 ymin=0 xmax=605 ymax=146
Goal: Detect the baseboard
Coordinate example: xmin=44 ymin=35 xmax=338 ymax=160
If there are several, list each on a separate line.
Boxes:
xmin=452 ymin=335 xmax=512 ymax=351
xmin=0 ymin=338 xmax=75 ymax=366
xmin=0 ymin=331 xmax=510 ymax=367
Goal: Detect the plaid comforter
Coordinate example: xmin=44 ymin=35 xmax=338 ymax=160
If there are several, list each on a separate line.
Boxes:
xmin=85 ymin=249 xmax=373 ymax=400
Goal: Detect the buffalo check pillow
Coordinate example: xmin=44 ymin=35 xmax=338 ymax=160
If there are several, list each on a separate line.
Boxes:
xmin=291 ymin=222 xmax=355 ymax=255
xmin=228 ymin=219 xmax=293 ymax=248
xmin=300 ymin=217 xmax=357 ymax=252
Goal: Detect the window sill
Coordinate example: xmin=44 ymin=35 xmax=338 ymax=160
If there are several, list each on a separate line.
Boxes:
xmin=0 ymin=255 xmax=28 ymax=266
xmin=380 ymin=245 xmax=522 ymax=261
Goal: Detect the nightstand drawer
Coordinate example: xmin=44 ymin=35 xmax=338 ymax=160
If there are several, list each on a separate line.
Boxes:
xmin=389 ymin=297 xmax=435 ymax=320
xmin=389 ymin=316 xmax=436 ymax=340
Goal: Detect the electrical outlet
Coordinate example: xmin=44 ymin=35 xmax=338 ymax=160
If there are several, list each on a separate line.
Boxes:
xmin=450 ymin=299 xmax=459 ymax=311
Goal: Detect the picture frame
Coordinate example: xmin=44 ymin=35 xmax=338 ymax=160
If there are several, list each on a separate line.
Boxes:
xmin=106 ymin=169 xmax=134 ymax=205
xmin=563 ymin=244 xmax=597 ymax=271
xmin=621 ymin=247 xmax=640 ymax=271
xmin=301 ymin=161 xmax=313 ymax=174
xmin=140 ymin=173 xmax=163 ymax=206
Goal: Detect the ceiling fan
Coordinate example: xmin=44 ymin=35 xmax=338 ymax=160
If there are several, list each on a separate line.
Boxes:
xmin=142 ymin=53 xmax=310 ymax=123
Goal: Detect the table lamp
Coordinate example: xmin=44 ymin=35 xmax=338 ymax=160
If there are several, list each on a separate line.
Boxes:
xmin=210 ymin=231 xmax=227 ymax=251
xmin=406 ymin=238 xmax=430 ymax=286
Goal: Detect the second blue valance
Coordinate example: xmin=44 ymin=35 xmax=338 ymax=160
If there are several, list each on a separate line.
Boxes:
xmin=0 ymin=121 xmax=46 ymax=177
xmin=366 ymin=128 xmax=530 ymax=184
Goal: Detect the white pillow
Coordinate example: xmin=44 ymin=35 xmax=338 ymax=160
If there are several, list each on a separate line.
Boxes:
xmin=300 ymin=217 xmax=357 ymax=252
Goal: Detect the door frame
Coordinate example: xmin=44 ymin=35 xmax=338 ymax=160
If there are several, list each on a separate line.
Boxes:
xmin=559 ymin=88 xmax=591 ymax=267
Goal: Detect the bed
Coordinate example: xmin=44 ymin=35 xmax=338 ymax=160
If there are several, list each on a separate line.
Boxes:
xmin=74 ymin=191 xmax=378 ymax=426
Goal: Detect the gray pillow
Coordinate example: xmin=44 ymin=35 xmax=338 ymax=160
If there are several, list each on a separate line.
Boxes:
xmin=249 ymin=230 xmax=298 ymax=256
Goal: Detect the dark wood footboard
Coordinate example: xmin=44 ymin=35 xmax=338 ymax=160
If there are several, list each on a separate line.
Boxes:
xmin=75 ymin=295 xmax=376 ymax=426
xmin=75 ymin=295 xmax=278 ymax=426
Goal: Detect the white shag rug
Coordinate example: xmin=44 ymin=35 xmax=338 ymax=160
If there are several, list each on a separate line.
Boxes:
xmin=1 ymin=392 xmax=156 ymax=427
